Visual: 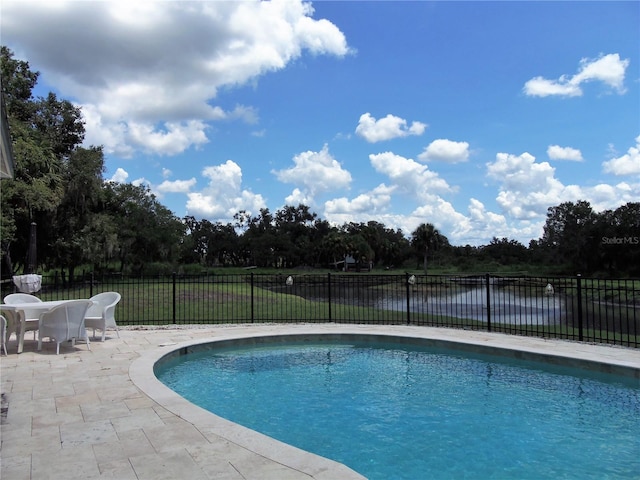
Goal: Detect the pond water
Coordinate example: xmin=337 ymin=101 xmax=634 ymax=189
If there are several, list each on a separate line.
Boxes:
xmin=382 ymin=287 xmax=565 ymax=325
xmin=278 ymin=282 xmax=566 ymax=325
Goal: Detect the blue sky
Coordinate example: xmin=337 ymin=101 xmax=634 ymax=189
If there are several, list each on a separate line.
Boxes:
xmin=2 ymin=1 xmax=639 ymax=246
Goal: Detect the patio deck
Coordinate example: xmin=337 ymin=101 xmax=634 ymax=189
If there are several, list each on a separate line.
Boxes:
xmin=1 ymin=324 xmax=639 ymax=480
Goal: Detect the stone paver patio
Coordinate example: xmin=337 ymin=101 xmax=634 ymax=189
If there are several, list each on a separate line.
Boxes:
xmin=1 ymin=323 xmax=639 ymax=479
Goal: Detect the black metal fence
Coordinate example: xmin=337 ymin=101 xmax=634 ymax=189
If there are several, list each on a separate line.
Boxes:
xmin=3 ymin=272 xmax=638 ymax=348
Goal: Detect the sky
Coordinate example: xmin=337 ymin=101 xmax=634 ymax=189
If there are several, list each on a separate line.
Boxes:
xmin=2 ymin=0 xmax=639 ymax=246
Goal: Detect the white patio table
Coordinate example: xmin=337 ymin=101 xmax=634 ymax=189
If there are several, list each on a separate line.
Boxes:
xmin=0 ymin=300 xmax=90 ymax=354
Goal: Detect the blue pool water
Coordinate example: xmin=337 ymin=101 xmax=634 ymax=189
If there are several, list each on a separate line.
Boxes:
xmin=156 ymin=340 xmax=640 ymax=479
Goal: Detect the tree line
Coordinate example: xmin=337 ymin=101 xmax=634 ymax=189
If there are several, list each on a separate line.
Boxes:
xmin=1 ymin=47 xmax=638 ymax=279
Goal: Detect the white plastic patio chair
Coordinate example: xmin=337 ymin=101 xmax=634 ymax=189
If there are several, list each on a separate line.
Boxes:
xmin=37 ymin=300 xmax=92 ymax=355
xmin=84 ymin=292 xmax=121 ymax=342
xmin=3 ymin=293 xmax=42 ymax=303
xmin=1 ymin=315 xmax=7 ymax=356
xmin=3 ymin=293 xmax=43 ymax=340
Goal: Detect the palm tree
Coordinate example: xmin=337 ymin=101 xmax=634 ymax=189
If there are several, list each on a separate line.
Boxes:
xmin=410 ymin=223 xmax=448 ymax=275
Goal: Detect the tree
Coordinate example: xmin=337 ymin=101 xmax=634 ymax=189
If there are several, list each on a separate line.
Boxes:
xmin=180 ymin=216 xmax=207 ymax=265
xmin=597 ymin=202 xmax=640 ymax=276
xmin=244 ymin=208 xmax=279 ymax=267
xmin=309 ymin=218 xmax=334 ymax=266
xmin=206 ymin=222 xmax=240 ymax=266
xmin=482 ymin=237 xmax=528 ymax=266
xmin=49 ymin=147 xmax=106 ymax=280
xmin=541 ymin=200 xmax=598 ymax=273
xmin=411 ymin=223 xmax=449 ymax=274
xmin=179 ymin=217 xmax=241 ymax=267
xmin=274 ymin=204 xmax=317 ymax=267
xmin=0 ymin=46 xmax=38 ymax=122
xmin=1 ymin=120 xmax=65 ymax=273
xmin=0 ymin=47 xmax=80 ymax=275
xmin=32 ymin=92 xmax=85 ymax=160
xmin=344 ymin=233 xmax=374 ymax=271
xmin=79 ymin=213 xmax=120 ymax=273
xmin=103 ymin=183 xmax=184 ymax=273
xmin=318 ymin=230 xmax=350 ymax=269
xmin=360 ymin=221 xmax=410 ymax=268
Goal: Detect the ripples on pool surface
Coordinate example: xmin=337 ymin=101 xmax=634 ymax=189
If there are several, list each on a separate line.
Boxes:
xmin=156 ymin=341 xmax=640 ymax=480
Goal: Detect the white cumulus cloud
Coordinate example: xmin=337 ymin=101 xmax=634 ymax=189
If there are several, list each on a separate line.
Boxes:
xmin=273 ymin=144 xmax=352 ymax=203
xmin=186 ymin=160 xmax=266 ymax=221
xmin=603 ymin=135 xmax=640 ymax=176
xmin=524 ymin=53 xmax=629 ymax=97
xmin=418 ymin=139 xmax=470 ymax=163
xmin=109 ymin=167 xmax=129 ymax=183
xmin=323 ymin=184 xmax=396 ymax=228
xmin=547 ymin=145 xmax=583 ymax=162
xmin=370 ymin=151 xmax=453 ymax=200
xmin=487 ymin=152 xmax=568 ymax=219
xmin=355 ymin=113 xmax=427 ymax=143
xmin=325 ymin=184 xmax=394 ymax=216
xmin=486 ymin=150 xmax=640 ymax=221
xmin=284 ymin=188 xmax=314 ymax=207
xmin=1 ymin=0 xmax=351 ymax=157
xmin=156 ymin=178 xmax=197 ymax=194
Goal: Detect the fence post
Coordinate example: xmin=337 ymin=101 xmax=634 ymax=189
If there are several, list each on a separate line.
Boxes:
xmin=172 ymin=272 xmax=177 ymax=324
xmin=90 ymin=272 xmax=94 ymax=298
xmin=251 ymin=273 xmax=255 ymax=323
xmin=327 ymin=272 xmax=332 ymax=322
xmin=485 ymin=273 xmax=492 ymax=332
xmin=576 ymin=274 xmax=583 ymax=341
xmin=405 ymin=273 xmax=411 ymax=325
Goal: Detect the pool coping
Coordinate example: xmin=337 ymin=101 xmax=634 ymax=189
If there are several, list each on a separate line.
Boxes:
xmin=129 ymin=324 xmax=640 ymax=479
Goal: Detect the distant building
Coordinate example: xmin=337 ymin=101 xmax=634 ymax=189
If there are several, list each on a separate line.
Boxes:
xmin=332 ymin=255 xmax=372 ymax=272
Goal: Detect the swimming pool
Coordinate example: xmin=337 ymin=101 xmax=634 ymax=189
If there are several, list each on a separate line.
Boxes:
xmin=155 ymin=335 xmax=640 ymax=480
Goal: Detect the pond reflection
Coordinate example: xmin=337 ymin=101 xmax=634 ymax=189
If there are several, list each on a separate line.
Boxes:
xmin=277 ymin=281 xmax=566 ymax=326
xmin=393 ymin=287 xmax=565 ymax=325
